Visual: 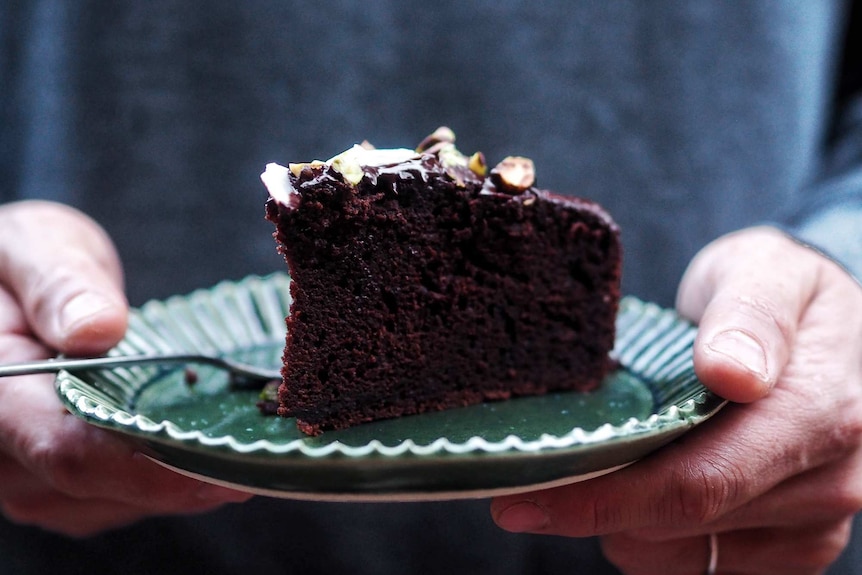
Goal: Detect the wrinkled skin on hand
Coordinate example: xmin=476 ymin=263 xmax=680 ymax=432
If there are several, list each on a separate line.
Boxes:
xmin=0 ymin=201 xmax=250 ymax=537
xmin=492 ymin=227 xmax=862 ymax=575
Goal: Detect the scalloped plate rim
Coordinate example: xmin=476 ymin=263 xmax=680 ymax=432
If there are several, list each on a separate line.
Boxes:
xmin=54 ymin=274 xmax=727 ymax=498
xmin=56 ymin=379 xmax=723 ymax=460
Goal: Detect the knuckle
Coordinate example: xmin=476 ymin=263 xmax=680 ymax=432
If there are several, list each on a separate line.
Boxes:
xmin=734 ymin=293 xmax=794 ymax=343
xmin=587 ymin=495 xmax=625 ymax=534
xmin=23 ymin=433 xmax=89 ymax=497
xmin=28 ymin=262 xmax=90 ymax=318
xmin=669 ymin=456 xmax=744 ymax=526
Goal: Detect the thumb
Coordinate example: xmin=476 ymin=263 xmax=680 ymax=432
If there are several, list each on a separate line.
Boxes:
xmin=676 ymin=227 xmax=818 ymax=403
xmin=0 ymin=201 xmax=128 ymax=356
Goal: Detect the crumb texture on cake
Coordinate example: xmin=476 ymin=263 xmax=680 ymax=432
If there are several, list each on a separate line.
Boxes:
xmin=264 ymin=129 xmax=621 ymax=435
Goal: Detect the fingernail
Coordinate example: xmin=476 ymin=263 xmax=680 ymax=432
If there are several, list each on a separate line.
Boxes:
xmin=706 ymin=329 xmax=769 ymax=381
xmin=495 ymin=501 xmax=549 ymax=532
xmin=59 ymin=292 xmax=116 ymax=333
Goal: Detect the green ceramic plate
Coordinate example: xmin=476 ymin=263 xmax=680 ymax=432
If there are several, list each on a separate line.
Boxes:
xmin=56 ymin=274 xmax=725 ymax=501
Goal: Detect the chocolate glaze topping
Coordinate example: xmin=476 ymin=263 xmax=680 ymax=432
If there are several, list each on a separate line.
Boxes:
xmin=263 ymin=127 xmax=619 ymax=239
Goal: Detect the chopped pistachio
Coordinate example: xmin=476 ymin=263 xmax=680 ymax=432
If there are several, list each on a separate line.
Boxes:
xmin=468 ymin=152 xmax=487 ymax=176
xmin=416 ymin=126 xmax=456 ymax=152
xmin=491 ymin=156 xmax=535 ymax=194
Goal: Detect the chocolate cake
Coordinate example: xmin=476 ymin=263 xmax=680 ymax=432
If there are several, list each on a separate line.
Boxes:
xmin=262 ymin=128 xmax=622 ymax=435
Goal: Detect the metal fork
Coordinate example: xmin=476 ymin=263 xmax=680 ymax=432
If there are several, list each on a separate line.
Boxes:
xmin=0 ymin=354 xmax=282 ymax=385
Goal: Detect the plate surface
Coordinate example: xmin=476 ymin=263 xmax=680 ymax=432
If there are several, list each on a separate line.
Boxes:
xmin=56 ymin=274 xmax=725 ymax=501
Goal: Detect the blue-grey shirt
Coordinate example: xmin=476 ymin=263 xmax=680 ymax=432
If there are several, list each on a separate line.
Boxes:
xmin=1 ymin=1 xmax=861 ymax=574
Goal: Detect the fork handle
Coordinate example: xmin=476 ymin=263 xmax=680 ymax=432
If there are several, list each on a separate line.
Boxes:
xmin=0 ymin=354 xmax=208 ymax=378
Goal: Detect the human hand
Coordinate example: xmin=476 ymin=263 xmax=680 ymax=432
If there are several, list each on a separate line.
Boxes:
xmin=0 ymin=201 xmax=250 ymax=537
xmin=491 ymin=226 xmax=862 ymax=574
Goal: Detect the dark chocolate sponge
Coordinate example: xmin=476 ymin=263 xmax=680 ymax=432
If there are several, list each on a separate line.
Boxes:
xmin=263 ymin=130 xmax=621 ymax=435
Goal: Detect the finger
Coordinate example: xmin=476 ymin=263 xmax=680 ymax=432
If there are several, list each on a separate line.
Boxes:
xmin=2 ymin=491 xmax=230 ymax=538
xmin=0 ymin=446 xmax=249 ymax=514
xmin=676 ymin=227 xmax=821 ymax=402
xmin=0 ymin=373 xmax=251 ymax=510
xmin=633 ymin=452 xmax=862 ymax=541
xmin=0 ymin=283 xmax=47 ymax=360
xmin=0 ymin=447 xmax=232 ymax=535
xmin=601 ymin=522 xmax=852 ymax=575
xmin=490 ymin=397 xmax=847 ymax=537
xmin=494 ymin=240 xmax=862 ymax=538
xmin=0 ymin=200 xmax=128 ymax=355
xmin=601 ymin=532 xmax=716 ymax=575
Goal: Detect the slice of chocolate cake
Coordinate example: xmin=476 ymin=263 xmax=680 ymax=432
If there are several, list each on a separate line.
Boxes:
xmin=262 ymin=128 xmax=621 ymax=435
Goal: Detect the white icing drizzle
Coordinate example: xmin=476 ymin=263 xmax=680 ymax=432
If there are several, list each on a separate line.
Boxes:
xmin=329 ymin=145 xmax=418 ymax=185
xmin=261 ymin=145 xmax=422 ymax=206
xmin=260 ymin=163 xmax=298 ymax=207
